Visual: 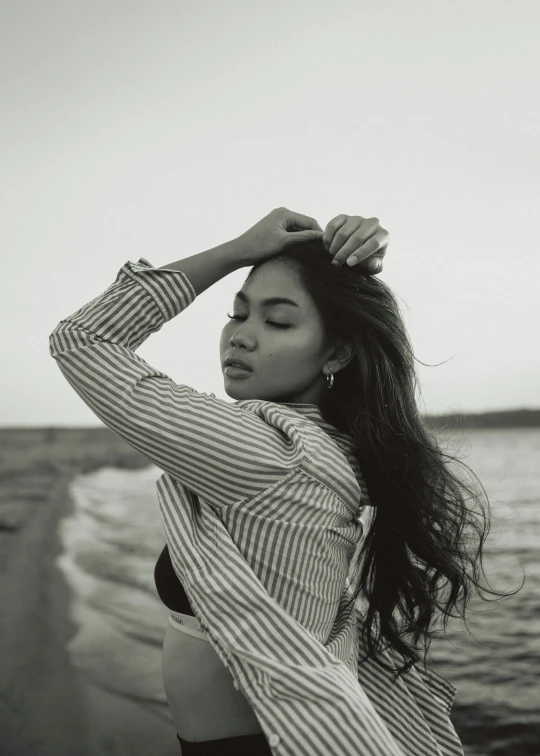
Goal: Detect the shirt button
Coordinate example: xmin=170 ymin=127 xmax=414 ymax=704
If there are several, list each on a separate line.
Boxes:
xmin=269 ymin=733 xmax=280 ymax=747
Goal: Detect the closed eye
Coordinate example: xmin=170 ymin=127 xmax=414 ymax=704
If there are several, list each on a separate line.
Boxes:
xmin=226 ymin=314 xmax=290 ymax=329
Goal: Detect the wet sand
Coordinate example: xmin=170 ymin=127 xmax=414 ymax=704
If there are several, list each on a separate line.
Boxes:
xmin=0 ymin=428 xmax=179 ymax=756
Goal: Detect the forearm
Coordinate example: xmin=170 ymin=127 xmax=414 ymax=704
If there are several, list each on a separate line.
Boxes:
xmin=49 ymin=239 xmax=246 ymax=364
xmin=49 ymin=256 xmax=198 ymax=359
xmin=158 ymin=239 xmax=247 ymax=296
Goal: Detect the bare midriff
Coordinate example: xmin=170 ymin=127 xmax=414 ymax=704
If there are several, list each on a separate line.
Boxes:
xmin=161 ymin=620 xmax=264 ymax=742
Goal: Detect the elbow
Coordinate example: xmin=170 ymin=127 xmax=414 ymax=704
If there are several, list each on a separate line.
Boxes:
xmin=49 ymin=329 xmax=60 ymax=359
xmin=49 ymin=320 xmax=71 ymax=359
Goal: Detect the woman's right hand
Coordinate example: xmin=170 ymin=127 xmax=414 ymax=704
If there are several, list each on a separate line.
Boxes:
xmin=233 ymin=207 xmax=324 ymax=266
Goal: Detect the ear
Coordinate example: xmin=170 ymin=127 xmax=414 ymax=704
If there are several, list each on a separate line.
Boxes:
xmin=328 ymin=339 xmax=354 ymax=374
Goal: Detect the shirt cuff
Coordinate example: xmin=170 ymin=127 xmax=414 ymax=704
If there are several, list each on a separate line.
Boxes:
xmin=121 ymin=256 xmax=197 ymax=322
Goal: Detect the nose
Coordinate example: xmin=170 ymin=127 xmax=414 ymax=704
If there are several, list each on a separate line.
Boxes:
xmin=230 ymin=335 xmax=252 ymax=351
xmin=229 ymin=326 xmax=255 ymax=351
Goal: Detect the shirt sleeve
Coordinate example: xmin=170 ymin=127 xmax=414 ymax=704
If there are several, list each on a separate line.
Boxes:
xmin=49 ymin=257 xmax=305 ymax=507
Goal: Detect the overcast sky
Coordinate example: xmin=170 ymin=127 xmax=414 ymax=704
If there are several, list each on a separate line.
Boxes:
xmin=2 ymin=0 xmax=539 ymax=426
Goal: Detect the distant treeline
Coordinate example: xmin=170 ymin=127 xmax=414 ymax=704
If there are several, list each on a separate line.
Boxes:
xmin=3 ymin=409 xmax=540 ymax=436
xmin=424 ymin=408 xmax=540 ymax=429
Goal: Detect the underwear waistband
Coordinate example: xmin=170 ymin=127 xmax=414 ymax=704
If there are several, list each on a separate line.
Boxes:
xmin=168 ymin=610 xmax=209 ymax=641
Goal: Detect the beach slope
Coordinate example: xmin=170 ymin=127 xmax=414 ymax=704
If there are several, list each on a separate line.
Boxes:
xmin=0 ymin=427 xmax=178 ymax=756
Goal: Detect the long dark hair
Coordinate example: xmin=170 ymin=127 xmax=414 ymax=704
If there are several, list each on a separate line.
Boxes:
xmin=246 ymin=239 xmax=524 ymax=679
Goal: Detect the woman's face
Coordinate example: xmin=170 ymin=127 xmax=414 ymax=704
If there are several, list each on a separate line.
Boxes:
xmin=219 ymin=260 xmax=333 ymax=405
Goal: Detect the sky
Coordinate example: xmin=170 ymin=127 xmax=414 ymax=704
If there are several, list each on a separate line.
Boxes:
xmin=2 ymin=0 xmax=539 ymax=426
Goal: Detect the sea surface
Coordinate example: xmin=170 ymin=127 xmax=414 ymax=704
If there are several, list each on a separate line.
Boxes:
xmin=55 ymin=428 xmax=540 ymax=756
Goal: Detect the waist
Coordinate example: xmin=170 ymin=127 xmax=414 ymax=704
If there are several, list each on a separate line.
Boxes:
xmin=162 ymin=617 xmax=264 ymax=740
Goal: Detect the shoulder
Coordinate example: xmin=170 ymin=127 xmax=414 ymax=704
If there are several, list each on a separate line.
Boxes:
xmin=233 ymin=398 xmax=307 ymax=446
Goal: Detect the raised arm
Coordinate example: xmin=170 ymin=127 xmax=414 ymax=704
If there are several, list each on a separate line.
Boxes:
xmin=49 ymin=242 xmax=305 ymax=508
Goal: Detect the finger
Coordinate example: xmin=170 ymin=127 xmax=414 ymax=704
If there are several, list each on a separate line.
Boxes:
xmin=330 ymin=219 xmax=379 ymax=266
xmin=328 ymin=217 xmax=366 ymax=258
xmin=323 ymin=214 xmax=351 ymax=252
xmin=355 ymin=229 xmax=389 ymax=266
xmin=365 ymin=256 xmax=383 ymax=274
xmin=360 ymin=233 xmax=389 ymax=273
xmin=333 ymin=227 xmax=388 ymax=269
xmin=280 ymin=230 xmax=324 ymax=251
xmin=280 ymin=207 xmax=323 ymax=233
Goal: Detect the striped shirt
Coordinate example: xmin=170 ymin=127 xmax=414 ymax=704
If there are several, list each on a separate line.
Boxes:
xmin=49 ymin=257 xmax=464 ymax=756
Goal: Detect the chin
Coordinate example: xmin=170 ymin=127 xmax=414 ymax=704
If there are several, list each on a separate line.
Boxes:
xmin=223 ymin=382 xmax=252 ymax=400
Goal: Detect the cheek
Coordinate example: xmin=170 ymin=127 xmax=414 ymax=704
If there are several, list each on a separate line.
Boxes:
xmin=268 ymin=335 xmax=317 ymax=367
xmin=219 ymin=326 xmax=230 ymax=349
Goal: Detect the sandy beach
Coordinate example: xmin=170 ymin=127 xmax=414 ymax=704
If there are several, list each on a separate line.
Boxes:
xmin=0 ymin=428 xmax=180 ymax=756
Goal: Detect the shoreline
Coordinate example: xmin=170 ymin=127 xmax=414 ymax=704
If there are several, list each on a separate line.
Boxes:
xmin=0 ymin=470 xmax=91 ymax=755
xmin=0 ymin=449 xmax=179 ymax=755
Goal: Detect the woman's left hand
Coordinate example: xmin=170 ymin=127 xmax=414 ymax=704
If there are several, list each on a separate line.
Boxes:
xmin=323 ymin=215 xmax=389 ymax=274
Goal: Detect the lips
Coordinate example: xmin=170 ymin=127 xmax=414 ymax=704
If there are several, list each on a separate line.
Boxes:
xmin=224 ymin=356 xmax=253 ymax=371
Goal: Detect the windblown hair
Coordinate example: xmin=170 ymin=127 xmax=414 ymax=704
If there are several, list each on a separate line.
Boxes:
xmin=246 ymin=239 xmax=523 ymax=680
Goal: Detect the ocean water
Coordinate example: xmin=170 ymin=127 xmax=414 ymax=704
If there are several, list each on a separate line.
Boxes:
xmin=55 ymin=429 xmax=540 ymax=756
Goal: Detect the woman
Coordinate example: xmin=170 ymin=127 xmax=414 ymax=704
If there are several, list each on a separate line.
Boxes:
xmin=50 ymin=208 xmax=514 ymax=755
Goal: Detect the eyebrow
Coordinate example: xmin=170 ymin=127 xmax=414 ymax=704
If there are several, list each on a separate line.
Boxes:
xmin=234 ymin=291 xmax=299 ymax=308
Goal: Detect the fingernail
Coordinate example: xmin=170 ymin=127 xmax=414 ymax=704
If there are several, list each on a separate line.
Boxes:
xmin=346 ymin=256 xmax=358 ymax=266
xmin=367 ymin=259 xmax=381 ymax=272
xmin=331 ymin=259 xmax=340 ymax=266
